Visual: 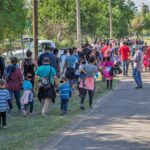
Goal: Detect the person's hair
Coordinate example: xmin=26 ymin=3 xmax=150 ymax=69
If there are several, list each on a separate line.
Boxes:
xmin=106 ymin=56 xmax=111 ymax=61
xmin=69 ymin=48 xmax=74 ymax=55
xmin=44 ymin=46 xmax=50 ymax=51
xmin=53 ymin=48 xmax=58 ymax=55
xmin=43 ymin=57 xmax=50 ymax=64
xmin=26 ymin=50 xmax=32 ymax=57
xmin=11 ymin=57 xmax=18 ymax=64
xmin=60 ymin=76 xmax=68 ymax=82
xmin=89 ymin=56 xmax=95 ymax=63
xmin=0 ymin=79 xmax=5 ymax=87
xmin=63 ymin=49 xmax=67 ymax=54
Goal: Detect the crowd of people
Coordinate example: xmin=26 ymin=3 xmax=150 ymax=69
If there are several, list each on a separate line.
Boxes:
xmin=0 ymin=37 xmax=149 ymax=129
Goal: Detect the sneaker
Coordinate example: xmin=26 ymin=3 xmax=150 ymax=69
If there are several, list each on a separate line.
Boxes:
xmin=135 ymin=86 xmax=143 ymax=89
xmin=2 ymin=125 xmax=7 ymax=129
xmin=42 ymin=113 xmax=48 ymax=117
xmin=80 ymin=106 xmax=85 ymax=110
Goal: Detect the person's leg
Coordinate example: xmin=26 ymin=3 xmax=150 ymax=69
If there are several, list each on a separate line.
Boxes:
xmin=2 ymin=112 xmax=7 ymax=127
xmin=14 ymin=91 xmax=21 ymax=111
xmin=42 ymin=98 xmax=51 ymax=116
xmin=110 ymin=80 xmax=113 ymax=89
xmin=29 ymin=102 xmax=33 ymax=113
xmin=63 ymin=99 xmax=69 ymax=113
xmin=60 ymin=99 xmax=64 ymax=113
xmin=88 ymin=90 xmax=94 ymax=107
xmin=80 ymin=88 xmax=87 ymax=109
xmin=106 ymin=80 xmax=109 ymax=89
xmin=137 ymin=71 xmax=142 ymax=87
xmin=133 ymin=68 xmax=142 ymax=87
xmin=126 ymin=60 xmax=129 ymax=75
xmin=0 ymin=112 xmax=2 ymax=127
xmin=122 ymin=61 xmax=126 ymax=76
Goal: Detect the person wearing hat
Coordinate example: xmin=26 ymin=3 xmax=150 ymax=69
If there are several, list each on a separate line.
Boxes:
xmin=0 ymin=79 xmax=11 ymax=128
xmin=132 ymin=46 xmax=143 ymax=89
xmin=35 ymin=57 xmax=58 ymax=117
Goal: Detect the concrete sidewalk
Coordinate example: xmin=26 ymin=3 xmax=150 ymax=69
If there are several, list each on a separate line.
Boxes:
xmin=42 ymin=72 xmax=150 ymax=150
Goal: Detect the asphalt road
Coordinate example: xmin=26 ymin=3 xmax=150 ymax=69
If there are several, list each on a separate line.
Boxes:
xmin=42 ymin=72 xmax=150 ymax=150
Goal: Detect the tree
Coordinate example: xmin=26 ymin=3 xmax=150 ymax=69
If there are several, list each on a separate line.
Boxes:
xmin=0 ymin=0 xmax=26 ymax=41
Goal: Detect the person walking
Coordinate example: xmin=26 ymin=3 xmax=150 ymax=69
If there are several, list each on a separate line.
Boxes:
xmin=0 ymin=56 xmax=5 ymax=79
xmin=0 ymin=79 xmax=10 ymax=128
xmin=119 ymin=41 xmax=130 ymax=76
xmin=4 ymin=57 xmax=23 ymax=112
xmin=21 ymin=50 xmax=38 ymax=87
xmin=38 ymin=46 xmax=57 ymax=72
xmin=35 ymin=57 xmax=58 ymax=117
xmin=133 ymin=46 xmax=143 ymax=89
xmin=79 ymin=56 xmax=98 ymax=110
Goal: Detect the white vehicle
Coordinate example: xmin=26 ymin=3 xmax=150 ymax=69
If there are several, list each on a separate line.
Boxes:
xmin=2 ymin=40 xmax=56 ymax=60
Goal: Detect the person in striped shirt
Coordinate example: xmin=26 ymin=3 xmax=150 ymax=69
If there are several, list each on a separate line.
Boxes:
xmin=0 ymin=79 xmax=10 ymax=129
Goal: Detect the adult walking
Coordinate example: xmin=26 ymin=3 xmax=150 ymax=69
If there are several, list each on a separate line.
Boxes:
xmin=21 ymin=50 xmax=38 ymax=86
xmin=119 ymin=41 xmax=130 ymax=76
xmin=133 ymin=46 xmax=143 ymax=89
xmin=35 ymin=57 xmax=58 ymax=117
xmin=4 ymin=57 xmax=23 ymax=111
xmin=0 ymin=56 xmax=5 ymax=79
xmin=38 ymin=46 xmax=57 ymax=72
xmin=79 ymin=56 xmax=98 ymax=110
xmin=62 ymin=48 xmax=78 ymax=87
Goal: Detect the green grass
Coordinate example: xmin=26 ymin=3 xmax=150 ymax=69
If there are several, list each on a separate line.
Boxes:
xmin=0 ymin=79 xmax=119 ymax=150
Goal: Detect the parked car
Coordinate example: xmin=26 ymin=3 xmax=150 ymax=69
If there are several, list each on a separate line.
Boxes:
xmin=2 ymin=40 xmax=56 ymax=60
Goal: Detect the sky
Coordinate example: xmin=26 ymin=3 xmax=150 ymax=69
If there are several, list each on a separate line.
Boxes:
xmin=133 ymin=0 xmax=150 ymax=10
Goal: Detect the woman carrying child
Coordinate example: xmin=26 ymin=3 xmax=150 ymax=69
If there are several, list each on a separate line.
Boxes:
xmin=79 ymin=56 xmax=98 ymax=110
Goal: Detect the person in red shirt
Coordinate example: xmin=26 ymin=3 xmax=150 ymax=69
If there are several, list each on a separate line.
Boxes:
xmin=101 ymin=42 xmax=109 ymax=57
xmin=119 ymin=41 xmax=130 ymax=76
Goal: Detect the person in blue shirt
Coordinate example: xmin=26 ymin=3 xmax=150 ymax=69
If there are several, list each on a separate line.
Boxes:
xmin=0 ymin=79 xmax=10 ymax=128
xmin=58 ymin=77 xmax=72 ymax=115
xmin=21 ymin=73 xmax=34 ymax=116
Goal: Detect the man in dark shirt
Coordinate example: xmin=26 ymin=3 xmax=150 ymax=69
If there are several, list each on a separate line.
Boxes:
xmin=0 ymin=56 xmax=5 ymax=79
xmin=38 ymin=46 xmax=57 ymax=72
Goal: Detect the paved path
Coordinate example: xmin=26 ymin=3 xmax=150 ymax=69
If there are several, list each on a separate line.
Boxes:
xmin=43 ymin=72 xmax=150 ymax=150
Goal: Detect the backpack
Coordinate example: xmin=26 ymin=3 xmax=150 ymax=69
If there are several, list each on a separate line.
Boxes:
xmin=38 ymin=67 xmax=53 ymax=91
xmin=4 ymin=65 xmax=16 ymax=81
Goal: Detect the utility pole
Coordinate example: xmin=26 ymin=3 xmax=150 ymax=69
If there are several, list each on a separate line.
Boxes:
xmin=33 ymin=0 xmax=38 ymax=60
xmin=109 ymin=0 xmax=113 ymax=39
xmin=76 ymin=0 xmax=81 ymax=48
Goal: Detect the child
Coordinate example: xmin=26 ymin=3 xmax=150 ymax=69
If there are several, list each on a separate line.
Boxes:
xmin=143 ymin=52 xmax=149 ymax=72
xmin=103 ymin=56 xmax=114 ymax=89
xmin=58 ymin=77 xmax=72 ymax=115
xmin=21 ymin=73 xmax=34 ymax=116
xmin=0 ymin=79 xmax=10 ymax=128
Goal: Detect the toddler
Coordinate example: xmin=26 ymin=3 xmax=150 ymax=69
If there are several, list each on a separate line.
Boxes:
xmin=0 ymin=79 xmax=10 ymax=128
xmin=58 ymin=77 xmax=72 ymax=115
xmin=21 ymin=73 xmax=34 ymax=116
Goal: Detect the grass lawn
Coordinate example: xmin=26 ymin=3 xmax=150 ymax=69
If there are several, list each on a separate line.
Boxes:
xmin=0 ymin=79 xmax=119 ymax=150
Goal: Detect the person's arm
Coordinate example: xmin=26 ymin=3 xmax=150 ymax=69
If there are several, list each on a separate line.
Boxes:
xmin=33 ymin=59 xmax=38 ymax=69
xmin=62 ymin=60 xmax=67 ymax=74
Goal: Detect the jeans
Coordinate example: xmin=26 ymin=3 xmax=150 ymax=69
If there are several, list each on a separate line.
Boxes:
xmin=0 ymin=112 xmax=7 ymax=127
xmin=9 ymin=90 xmax=21 ymax=111
xmin=80 ymin=88 xmax=94 ymax=107
xmin=122 ymin=60 xmax=128 ymax=75
xmin=61 ymin=99 xmax=69 ymax=112
xmin=133 ymin=68 xmax=142 ymax=87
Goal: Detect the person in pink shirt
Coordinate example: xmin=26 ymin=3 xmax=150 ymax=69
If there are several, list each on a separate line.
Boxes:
xmin=103 ymin=57 xmax=114 ymax=89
